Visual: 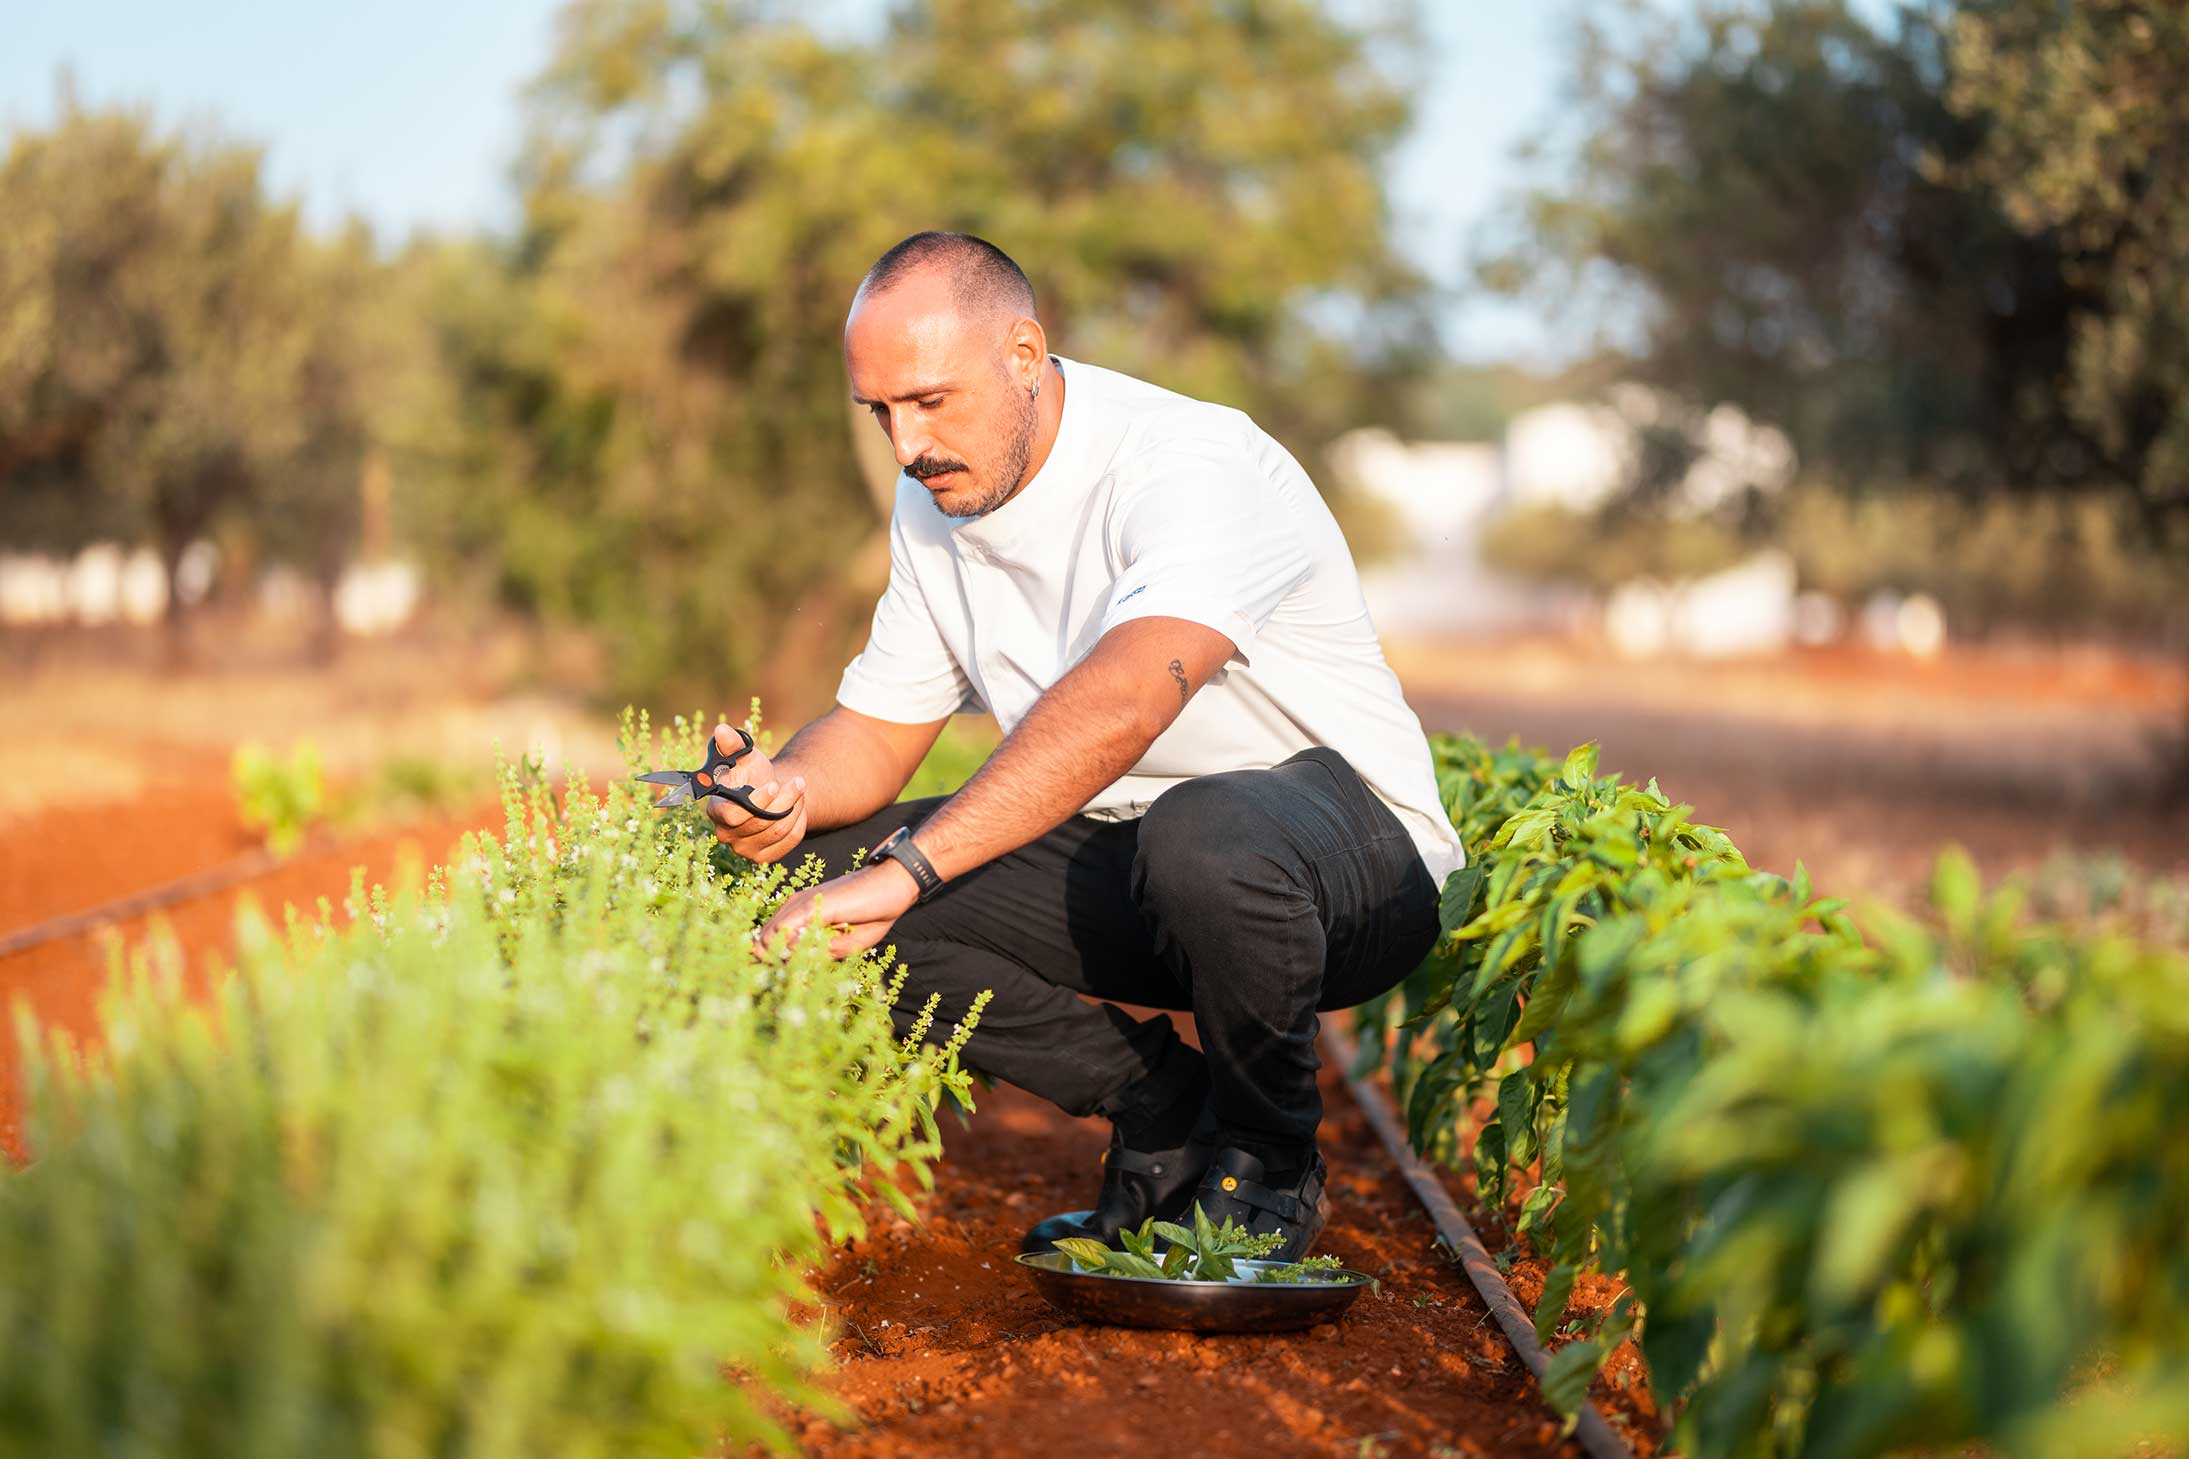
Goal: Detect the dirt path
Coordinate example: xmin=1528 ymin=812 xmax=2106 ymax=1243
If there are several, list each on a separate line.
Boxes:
xmin=11 ymin=640 xmax=2174 ymax=1452
xmin=795 ymin=1041 xmax=1660 ymax=1459
xmin=0 ymin=780 xmax=499 ymax=1161
xmin=1401 ymin=681 xmax=2187 ymax=906
xmin=2 ymin=785 xmax=1660 ymax=1457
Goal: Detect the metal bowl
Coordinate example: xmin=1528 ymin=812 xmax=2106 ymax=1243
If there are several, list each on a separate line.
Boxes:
xmin=1014 ymin=1251 xmax=1374 ymax=1333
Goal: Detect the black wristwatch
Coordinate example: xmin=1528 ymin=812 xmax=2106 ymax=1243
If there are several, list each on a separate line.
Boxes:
xmin=872 ymin=825 xmax=944 ymax=903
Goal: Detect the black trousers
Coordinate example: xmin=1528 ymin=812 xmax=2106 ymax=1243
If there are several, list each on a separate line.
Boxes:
xmin=795 ymin=745 xmax=1443 ymax=1157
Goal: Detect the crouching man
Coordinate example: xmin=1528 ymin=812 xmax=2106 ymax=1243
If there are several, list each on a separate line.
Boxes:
xmin=716 ymin=231 xmax=1464 ymax=1261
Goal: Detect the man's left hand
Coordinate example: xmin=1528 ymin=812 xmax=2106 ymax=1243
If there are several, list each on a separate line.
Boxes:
xmin=752 ymin=860 xmax=921 ymax=960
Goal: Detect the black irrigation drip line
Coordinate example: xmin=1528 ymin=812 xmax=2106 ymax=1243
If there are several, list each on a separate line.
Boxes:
xmin=1321 ymin=1022 xmax=1641 ymax=1459
xmin=0 ymin=804 xmax=502 ymax=963
xmin=0 ymin=848 xmax=288 ymax=961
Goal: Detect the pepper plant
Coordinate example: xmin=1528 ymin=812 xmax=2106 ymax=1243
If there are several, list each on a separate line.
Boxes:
xmin=1355 ymin=733 xmax=2189 ymax=1459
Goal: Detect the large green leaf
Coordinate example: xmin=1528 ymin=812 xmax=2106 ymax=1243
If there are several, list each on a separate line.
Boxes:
xmin=1103 ymin=1250 xmax=1169 ymax=1280
xmin=1510 ymin=955 xmax=1578 ymax=1046
xmin=1052 ymin=1238 xmax=1112 ymax=1272
xmin=1514 ymin=1180 xmax=1562 ymax=1241
xmin=1638 ymin=1306 xmax=1715 ymax=1405
xmin=1533 ymin=1262 xmax=1578 ymax=1345
xmin=1558 ymin=743 xmax=1600 ymax=792
xmin=1498 ymin=1066 xmax=1540 ymax=1168
xmin=1440 ymin=864 xmax=1487 ymax=934
xmin=1471 ymin=982 xmax=1522 ymax=1068
xmin=1810 ymin=1161 xmax=1928 ymax=1308
xmin=1472 ymin=1118 xmax=1509 ymax=1206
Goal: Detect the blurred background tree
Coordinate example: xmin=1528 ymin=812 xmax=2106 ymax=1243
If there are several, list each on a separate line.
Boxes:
xmin=1948 ymin=0 xmax=2189 ymax=529
xmin=1 ymin=101 xmax=303 ymax=637
xmin=1478 ymin=0 xmax=2094 ymax=499
xmin=404 ymin=0 xmax=1435 ymax=709
xmin=1472 ymin=0 xmax=2185 ymax=658
xmin=0 ymin=91 xmax=411 ymax=660
xmin=6 ymin=0 xmax=2184 ymax=714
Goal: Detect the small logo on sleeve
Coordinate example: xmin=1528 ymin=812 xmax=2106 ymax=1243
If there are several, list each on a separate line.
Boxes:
xmin=1114 ymin=584 xmax=1148 ymax=608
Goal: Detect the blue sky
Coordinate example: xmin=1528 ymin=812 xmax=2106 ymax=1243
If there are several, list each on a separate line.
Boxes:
xmin=2 ymin=1 xmax=1575 ymax=362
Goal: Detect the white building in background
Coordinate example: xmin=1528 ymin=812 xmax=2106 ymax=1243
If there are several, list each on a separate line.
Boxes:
xmin=4 ymin=544 xmax=173 ymax=625
xmin=0 ymin=554 xmax=68 ymax=624
xmin=333 ymin=560 xmax=422 ymax=635
xmin=1330 ymin=427 xmax=1590 ymax=638
xmin=1603 ymin=551 xmax=1799 ymax=660
xmin=2 ymin=543 xmax=207 ymax=626
xmin=0 ymin=540 xmax=422 ymax=637
xmin=1329 ymin=430 xmax=1505 ymax=543
xmin=1503 ymin=400 xmax=1633 ymax=514
xmin=1503 ymin=385 xmax=1797 ymax=518
xmin=68 ymin=545 xmax=161 ymax=624
xmin=1335 ymin=385 xmax=1812 ymax=654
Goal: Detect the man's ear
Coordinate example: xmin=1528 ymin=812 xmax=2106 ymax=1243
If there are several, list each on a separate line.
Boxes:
xmin=1007 ymin=315 xmax=1048 ymax=389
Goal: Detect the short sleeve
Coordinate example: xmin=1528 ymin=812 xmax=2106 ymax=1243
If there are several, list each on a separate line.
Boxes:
xmin=1095 ymin=447 xmax=1314 ymax=667
xmin=836 ymin=511 xmax=982 ymax=722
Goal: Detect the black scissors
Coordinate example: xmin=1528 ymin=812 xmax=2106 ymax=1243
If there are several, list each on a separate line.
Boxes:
xmin=634 ymin=724 xmax=793 ymax=820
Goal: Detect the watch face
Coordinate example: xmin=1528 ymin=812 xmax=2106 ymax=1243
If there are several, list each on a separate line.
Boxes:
xmin=875 ymin=826 xmax=906 ymax=853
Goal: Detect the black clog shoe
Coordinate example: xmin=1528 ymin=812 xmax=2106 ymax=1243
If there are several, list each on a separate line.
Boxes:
xmin=1019 ymin=1119 xmax=1219 ymax=1255
xmin=1185 ymin=1146 xmax=1328 ymax=1263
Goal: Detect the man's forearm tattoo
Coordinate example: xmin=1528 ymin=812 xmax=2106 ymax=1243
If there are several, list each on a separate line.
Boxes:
xmin=1168 ymin=658 xmax=1188 ymax=708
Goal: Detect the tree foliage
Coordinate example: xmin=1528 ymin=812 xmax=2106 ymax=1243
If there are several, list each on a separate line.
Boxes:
xmin=1949 ymin=0 xmax=2189 ymax=523
xmin=419 ymin=0 xmax=1434 ymax=706
xmin=0 ymin=94 xmax=403 ymax=634
xmin=1480 ymin=0 xmax=2103 ymax=500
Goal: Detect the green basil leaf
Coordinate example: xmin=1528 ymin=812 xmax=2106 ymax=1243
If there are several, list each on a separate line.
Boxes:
xmin=1052 ymin=1238 xmax=1111 ymax=1272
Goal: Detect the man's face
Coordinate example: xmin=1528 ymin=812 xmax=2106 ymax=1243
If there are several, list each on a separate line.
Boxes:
xmin=845 ymin=273 xmax=1039 ymax=519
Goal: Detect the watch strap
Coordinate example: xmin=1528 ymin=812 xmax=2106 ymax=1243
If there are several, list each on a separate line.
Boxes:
xmin=874 ymin=826 xmax=944 ymax=903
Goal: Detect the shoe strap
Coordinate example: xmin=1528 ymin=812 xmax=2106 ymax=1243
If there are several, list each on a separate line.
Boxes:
xmin=1104 ymin=1145 xmax=1182 ymax=1181
xmin=1217 ymin=1164 xmax=1324 ymax=1224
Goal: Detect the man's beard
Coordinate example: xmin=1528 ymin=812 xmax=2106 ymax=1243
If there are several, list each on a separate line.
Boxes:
xmin=932 ymin=385 xmax=1038 ymax=519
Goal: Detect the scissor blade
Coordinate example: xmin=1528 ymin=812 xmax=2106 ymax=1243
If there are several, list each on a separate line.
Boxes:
xmin=635 ymin=770 xmax=687 ymax=785
xmin=651 ymin=782 xmax=695 ymax=808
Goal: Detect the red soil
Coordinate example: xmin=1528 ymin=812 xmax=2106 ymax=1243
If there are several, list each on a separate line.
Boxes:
xmin=2 ymin=783 xmax=1663 ymax=1457
xmin=788 ymin=1038 xmax=1662 ymax=1459
xmin=0 ymin=774 xmax=499 ymax=1162
xmin=0 ymin=751 xmax=256 ymax=934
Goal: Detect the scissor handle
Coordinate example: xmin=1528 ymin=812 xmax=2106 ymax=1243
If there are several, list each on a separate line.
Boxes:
xmin=715 ymin=783 xmax=793 ymax=821
xmin=699 ymin=724 xmax=792 ymax=822
xmin=703 ymin=723 xmax=759 ymax=778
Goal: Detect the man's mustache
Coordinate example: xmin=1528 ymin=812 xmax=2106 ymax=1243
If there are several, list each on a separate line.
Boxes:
xmin=908 ymin=456 xmax=969 ymax=481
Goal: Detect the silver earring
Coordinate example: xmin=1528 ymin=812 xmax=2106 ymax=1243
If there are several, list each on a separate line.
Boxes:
xmin=1030 ymin=376 xmax=1041 ymax=402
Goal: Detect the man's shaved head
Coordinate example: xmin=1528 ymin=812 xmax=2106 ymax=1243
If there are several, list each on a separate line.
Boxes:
xmin=845 ymin=230 xmax=1059 ymax=520
xmin=856 ymin=230 xmax=1037 ymax=322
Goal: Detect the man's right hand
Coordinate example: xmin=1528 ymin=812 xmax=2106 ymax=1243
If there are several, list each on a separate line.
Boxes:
xmin=702 ymin=722 xmax=809 ymax=863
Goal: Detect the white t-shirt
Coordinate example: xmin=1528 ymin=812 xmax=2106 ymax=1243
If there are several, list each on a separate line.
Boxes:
xmin=835 ymin=355 xmax=1466 ymax=888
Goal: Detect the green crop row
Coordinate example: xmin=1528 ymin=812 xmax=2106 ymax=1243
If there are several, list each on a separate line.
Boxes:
xmin=1355 ymin=734 xmax=2189 ymax=1459
xmin=2 ymin=709 xmax=986 ymax=1459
